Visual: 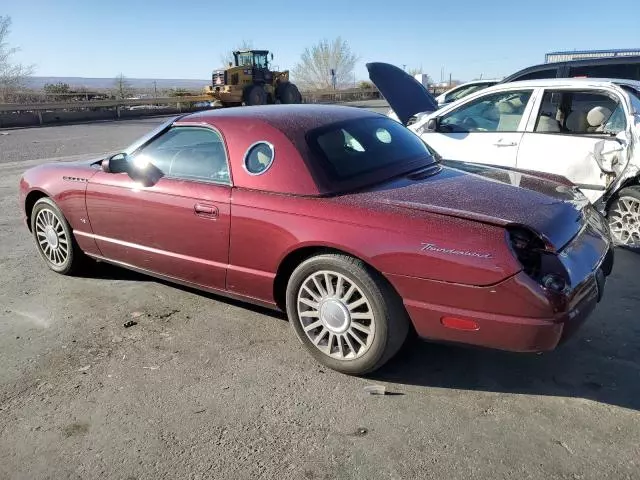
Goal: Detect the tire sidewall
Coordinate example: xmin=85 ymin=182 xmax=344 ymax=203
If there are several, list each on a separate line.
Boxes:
xmin=245 ymin=85 xmax=266 ymax=106
xmin=286 ymin=255 xmax=390 ymax=375
xmin=278 ymin=83 xmax=300 ymax=104
xmin=31 ymin=198 xmax=75 ymax=274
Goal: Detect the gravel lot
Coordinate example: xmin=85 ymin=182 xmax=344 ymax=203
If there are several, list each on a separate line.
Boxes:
xmin=1 ymin=115 xmax=639 ymax=480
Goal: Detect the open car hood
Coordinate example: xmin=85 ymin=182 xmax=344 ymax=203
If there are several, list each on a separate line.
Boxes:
xmin=366 ymin=62 xmax=439 ymax=125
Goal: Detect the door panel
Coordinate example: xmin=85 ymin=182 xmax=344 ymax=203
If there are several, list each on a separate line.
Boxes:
xmin=86 ymin=172 xmax=231 ymax=289
xmin=422 ymin=132 xmax=523 ymax=167
xmin=517 ymin=88 xmax=630 ymax=203
xmin=422 ymin=88 xmax=535 ymax=168
xmin=516 ymin=133 xmax=618 ymax=203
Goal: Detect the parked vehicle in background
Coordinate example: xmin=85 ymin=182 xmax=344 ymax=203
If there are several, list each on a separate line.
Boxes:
xmin=501 ymin=55 xmax=640 ymax=83
xmin=203 ymin=49 xmax=301 ymax=107
xmin=369 ymin=61 xmax=640 ymax=247
xmin=435 ymin=80 xmax=500 ymax=107
xmin=544 ymin=48 xmax=640 ymax=64
xmin=19 ymin=104 xmax=613 ymax=375
xmin=386 ymin=80 xmax=499 ymax=123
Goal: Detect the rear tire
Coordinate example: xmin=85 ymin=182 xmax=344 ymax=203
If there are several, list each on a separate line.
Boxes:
xmin=285 ymin=254 xmax=409 ymax=375
xmin=607 ymin=186 xmax=640 ymax=247
xmin=243 ymin=85 xmax=267 ymax=106
xmin=31 ymin=197 xmax=84 ymax=275
xmin=277 ymin=82 xmax=302 ymax=104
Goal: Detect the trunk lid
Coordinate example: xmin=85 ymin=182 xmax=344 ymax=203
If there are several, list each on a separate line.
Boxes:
xmin=346 ymin=162 xmax=592 ymax=250
xmin=366 ymin=62 xmax=439 ymax=125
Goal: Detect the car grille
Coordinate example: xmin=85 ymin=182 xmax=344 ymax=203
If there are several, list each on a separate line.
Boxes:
xmin=213 ymin=71 xmax=226 ymax=86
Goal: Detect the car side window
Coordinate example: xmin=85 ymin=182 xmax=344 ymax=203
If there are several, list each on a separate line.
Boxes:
xmin=534 ymin=90 xmax=625 ymax=135
xmin=439 ymin=90 xmax=532 ymax=133
xmin=569 ymin=63 xmax=640 ymax=81
xmin=131 ymin=127 xmax=230 ymax=184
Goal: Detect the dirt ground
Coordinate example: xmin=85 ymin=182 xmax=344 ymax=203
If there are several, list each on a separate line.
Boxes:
xmin=0 ymin=118 xmax=639 ymax=480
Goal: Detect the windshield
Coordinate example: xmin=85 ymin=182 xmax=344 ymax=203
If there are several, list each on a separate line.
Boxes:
xmin=620 ymin=85 xmax=640 ymax=114
xmin=235 ymin=52 xmax=253 ymax=66
xmin=446 ymin=84 xmax=489 ymax=102
xmin=306 ymin=117 xmax=435 ymax=184
xmin=254 ymin=53 xmax=268 ymax=68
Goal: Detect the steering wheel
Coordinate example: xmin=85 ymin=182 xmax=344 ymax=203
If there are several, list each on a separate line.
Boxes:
xmin=461 ymin=116 xmax=478 ymax=130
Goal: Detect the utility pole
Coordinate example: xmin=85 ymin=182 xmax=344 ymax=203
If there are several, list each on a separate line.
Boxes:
xmin=153 ymin=80 xmax=158 ymax=106
xmin=449 ymin=72 xmax=452 ymax=86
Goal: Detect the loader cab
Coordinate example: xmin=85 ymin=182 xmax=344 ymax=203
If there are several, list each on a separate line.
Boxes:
xmin=233 ymin=50 xmax=274 ymax=84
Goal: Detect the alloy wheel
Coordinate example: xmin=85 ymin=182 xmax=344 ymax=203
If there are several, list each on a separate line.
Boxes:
xmin=609 ymin=195 xmax=640 ymax=246
xmin=34 ymin=208 xmax=69 ymax=266
xmin=296 ymin=270 xmax=376 ymax=360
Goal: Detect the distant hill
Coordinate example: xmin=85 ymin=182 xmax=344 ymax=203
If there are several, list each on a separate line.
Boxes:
xmin=24 ymin=76 xmax=210 ymax=91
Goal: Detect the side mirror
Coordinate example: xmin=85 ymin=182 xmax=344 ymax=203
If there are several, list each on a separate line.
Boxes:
xmin=426 ymin=117 xmax=439 ymax=132
xmin=101 ymin=152 xmax=163 ymax=187
xmin=270 ymin=53 xmax=274 ymax=60
xmin=101 ymin=153 xmax=129 ymax=174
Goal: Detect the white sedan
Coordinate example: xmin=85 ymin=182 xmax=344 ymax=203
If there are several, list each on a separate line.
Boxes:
xmin=367 ymin=62 xmax=640 ymax=247
xmin=434 ymin=79 xmax=500 ymax=107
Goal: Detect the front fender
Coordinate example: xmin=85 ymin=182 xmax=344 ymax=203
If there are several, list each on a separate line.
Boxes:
xmin=20 ymin=162 xmax=99 ymax=230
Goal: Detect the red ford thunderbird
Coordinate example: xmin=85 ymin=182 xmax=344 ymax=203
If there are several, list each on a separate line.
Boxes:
xmin=19 ymin=105 xmax=614 ymax=374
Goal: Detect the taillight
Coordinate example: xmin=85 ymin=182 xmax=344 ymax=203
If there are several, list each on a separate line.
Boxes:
xmin=507 ymin=226 xmax=568 ymax=293
xmin=507 ymin=226 xmax=545 ymax=278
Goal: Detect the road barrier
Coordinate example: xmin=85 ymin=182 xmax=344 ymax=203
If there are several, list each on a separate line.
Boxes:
xmin=0 ymin=88 xmax=384 ymax=128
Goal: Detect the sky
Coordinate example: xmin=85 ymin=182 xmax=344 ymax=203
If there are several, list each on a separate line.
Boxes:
xmin=3 ymin=0 xmax=640 ymax=83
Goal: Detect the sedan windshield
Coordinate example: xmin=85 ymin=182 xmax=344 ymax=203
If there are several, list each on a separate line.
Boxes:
xmin=306 ymin=117 xmax=435 ymax=184
xmin=620 ymin=85 xmax=640 ymax=114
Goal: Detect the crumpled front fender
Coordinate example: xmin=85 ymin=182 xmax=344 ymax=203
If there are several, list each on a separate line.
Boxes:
xmin=599 ymin=115 xmax=640 ymax=209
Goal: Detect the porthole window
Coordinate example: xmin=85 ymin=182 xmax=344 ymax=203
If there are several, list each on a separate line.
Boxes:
xmin=244 ymin=141 xmax=275 ymax=175
xmin=375 ymin=128 xmax=392 ymax=144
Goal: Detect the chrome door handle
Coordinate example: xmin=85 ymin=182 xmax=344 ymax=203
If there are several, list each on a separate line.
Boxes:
xmin=494 ymin=141 xmax=517 ymax=147
xmin=194 ymin=203 xmax=218 ymax=218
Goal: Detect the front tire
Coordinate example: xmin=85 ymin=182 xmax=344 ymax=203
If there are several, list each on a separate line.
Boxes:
xmin=31 ymin=197 xmax=82 ymax=275
xmin=277 ymin=82 xmax=302 ymax=104
xmin=243 ymin=85 xmax=267 ymax=106
xmin=286 ymin=254 xmax=409 ymax=375
xmin=607 ymin=186 xmax=640 ymax=247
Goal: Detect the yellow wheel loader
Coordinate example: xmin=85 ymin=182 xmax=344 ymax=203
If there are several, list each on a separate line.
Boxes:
xmin=204 ymin=50 xmax=302 ymax=107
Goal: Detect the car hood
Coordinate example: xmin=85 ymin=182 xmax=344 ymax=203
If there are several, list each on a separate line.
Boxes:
xmin=344 ymin=163 xmax=592 ymax=251
xmin=366 ymin=62 xmax=439 ymax=125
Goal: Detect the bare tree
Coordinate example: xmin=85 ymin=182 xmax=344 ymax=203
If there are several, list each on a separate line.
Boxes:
xmin=44 ymin=82 xmax=70 ymax=101
xmin=292 ymin=37 xmax=359 ymax=90
xmin=0 ymin=15 xmax=34 ymax=102
xmin=219 ymin=40 xmax=254 ymax=67
xmin=113 ymin=73 xmax=132 ymax=100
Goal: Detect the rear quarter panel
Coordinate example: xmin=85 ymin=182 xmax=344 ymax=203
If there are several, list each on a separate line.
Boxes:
xmin=227 ymin=188 xmax=522 ymax=306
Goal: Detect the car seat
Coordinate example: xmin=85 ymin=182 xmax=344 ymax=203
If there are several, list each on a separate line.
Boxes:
xmin=586 ymin=106 xmax=612 ymax=132
xmin=496 ymin=101 xmax=521 ymax=131
xmin=565 ymin=110 xmax=589 ymax=133
xmin=536 ymin=116 xmax=561 ymax=132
